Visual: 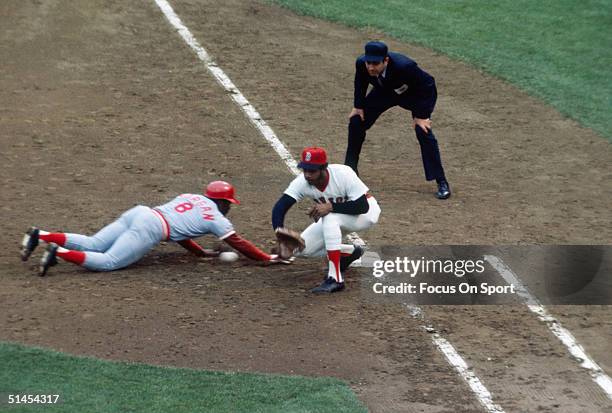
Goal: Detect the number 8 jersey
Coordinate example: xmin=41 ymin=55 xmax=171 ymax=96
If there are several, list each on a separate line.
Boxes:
xmin=154 ymin=194 xmax=235 ymax=241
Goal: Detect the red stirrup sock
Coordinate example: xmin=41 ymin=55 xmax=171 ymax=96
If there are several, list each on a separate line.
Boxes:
xmin=56 ymin=247 xmax=86 ymax=265
xmin=327 ymin=249 xmax=342 ymax=283
xmin=39 ymin=231 xmax=67 ymax=246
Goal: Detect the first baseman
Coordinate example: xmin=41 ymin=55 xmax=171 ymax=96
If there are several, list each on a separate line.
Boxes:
xmin=272 ymin=147 xmax=381 ymax=293
xmin=21 ymin=181 xmax=285 ymax=275
xmin=347 ymin=41 xmax=451 ymax=199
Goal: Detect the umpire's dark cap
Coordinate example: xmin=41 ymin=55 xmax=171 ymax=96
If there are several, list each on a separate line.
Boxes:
xmin=364 ymin=41 xmax=388 ymax=62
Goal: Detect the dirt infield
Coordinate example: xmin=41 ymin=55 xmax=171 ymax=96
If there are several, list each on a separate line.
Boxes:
xmin=1 ymin=1 xmax=610 ymax=412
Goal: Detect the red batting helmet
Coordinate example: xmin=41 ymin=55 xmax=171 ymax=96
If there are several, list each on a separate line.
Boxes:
xmin=298 ymin=147 xmax=328 ymax=170
xmin=205 ymin=181 xmax=240 ymax=204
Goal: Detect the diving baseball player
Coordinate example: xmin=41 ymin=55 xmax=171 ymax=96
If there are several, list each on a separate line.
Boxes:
xmin=272 ymin=147 xmax=381 ymax=293
xmin=21 ymin=181 xmax=284 ymax=275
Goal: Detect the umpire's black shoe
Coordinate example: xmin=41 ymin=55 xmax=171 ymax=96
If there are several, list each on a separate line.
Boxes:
xmin=340 ymin=245 xmax=364 ymax=272
xmin=21 ymin=226 xmax=40 ymax=261
xmin=435 ymin=180 xmax=451 ymax=200
xmin=311 ymin=277 xmax=345 ymax=294
xmin=39 ymin=243 xmax=58 ymax=277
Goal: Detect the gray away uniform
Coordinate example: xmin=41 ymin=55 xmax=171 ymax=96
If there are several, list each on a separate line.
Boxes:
xmin=63 ymin=194 xmax=234 ymax=271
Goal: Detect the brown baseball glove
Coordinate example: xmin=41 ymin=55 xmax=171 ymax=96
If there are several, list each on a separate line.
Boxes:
xmin=275 ymin=227 xmax=305 ymax=259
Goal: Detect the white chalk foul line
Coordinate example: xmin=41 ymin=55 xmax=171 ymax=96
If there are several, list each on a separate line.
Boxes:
xmin=485 ymin=255 xmax=612 ymax=399
xmin=154 ymin=1 xmax=503 ymax=410
xmin=154 ymin=0 xmax=299 ymax=176
xmin=432 ymin=333 xmax=506 ymax=413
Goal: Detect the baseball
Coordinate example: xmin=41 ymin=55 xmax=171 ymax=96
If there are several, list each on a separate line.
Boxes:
xmin=218 ymin=251 xmax=239 ymax=263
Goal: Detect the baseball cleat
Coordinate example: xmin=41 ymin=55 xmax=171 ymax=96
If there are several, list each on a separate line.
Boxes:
xmin=340 ymin=245 xmax=364 ymax=272
xmin=311 ymin=277 xmax=345 ymax=294
xmin=435 ymin=180 xmax=451 ymax=200
xmin=39 ymin=243 xmax=59 ymax=277
xmin=21 ymin=226 xmax=40 ymax=261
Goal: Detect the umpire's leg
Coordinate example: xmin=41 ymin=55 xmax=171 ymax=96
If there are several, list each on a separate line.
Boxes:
xmin=345 ymin=89 xmax=394 ymax=175
xmin=400 ymin=88 xmax=447 ymax=182
xmin=414 ymin=125 xmax=446 ymax=181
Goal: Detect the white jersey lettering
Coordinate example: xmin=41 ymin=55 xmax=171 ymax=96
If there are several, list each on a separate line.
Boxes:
xmin=284 ymin=164 xmax=368 ymax=203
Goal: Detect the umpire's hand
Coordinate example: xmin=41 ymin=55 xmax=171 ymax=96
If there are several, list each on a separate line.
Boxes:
xmin=413 ymin=117 xmax=432 ymax=133
xmin=349 ymin=108 xmax=365 ymax=121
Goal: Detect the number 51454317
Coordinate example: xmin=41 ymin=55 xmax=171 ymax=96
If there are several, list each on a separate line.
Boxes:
xmin=8 ymin=394 xmax=60 ymax=404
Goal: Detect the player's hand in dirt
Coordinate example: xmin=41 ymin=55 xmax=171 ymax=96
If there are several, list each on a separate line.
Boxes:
xmin=349 ymin=108 xmax=364 ymax=121
xmin=201 ymin=248 xmax=221 ymax=257
xmin=268 ymin=254 xmax=295 ymax=265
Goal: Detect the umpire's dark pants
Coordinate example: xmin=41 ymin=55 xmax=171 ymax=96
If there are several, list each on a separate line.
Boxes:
xmin=345 ymin=88 xmax=446 ymax=181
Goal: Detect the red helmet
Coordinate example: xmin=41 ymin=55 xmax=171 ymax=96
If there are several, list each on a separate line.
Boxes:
xmin=298 ymin=147 xmax=328 ymax=170
xmin=205 ymin=181 xmax=240 ymax=204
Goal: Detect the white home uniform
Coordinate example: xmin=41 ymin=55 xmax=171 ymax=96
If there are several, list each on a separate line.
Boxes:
xmin=284 ymin=164 xmax=381 ymax=281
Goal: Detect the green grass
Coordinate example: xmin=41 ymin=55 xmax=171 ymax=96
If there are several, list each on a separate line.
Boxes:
xmin=0 ymin=342 xmax=366 ymax=413
xmin=270 ymin=0 xmax=612 ymax=140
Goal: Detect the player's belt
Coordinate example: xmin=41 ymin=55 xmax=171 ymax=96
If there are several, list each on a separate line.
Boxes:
xmin=151 ymin=208 xmax=170 ymax=241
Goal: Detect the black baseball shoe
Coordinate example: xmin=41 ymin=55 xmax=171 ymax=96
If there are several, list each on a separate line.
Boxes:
xmin=21 ymin=226 xmax=40 ymax=261
xmin=435 ymin=180 xmax=451 ymax=200
xmin=340 ymin=245 xmax=364 ymax=272
xmin=311 ymin=277 xmax=345 ymax=293
xmin=39 ymin=243 xmax=59 ymax=277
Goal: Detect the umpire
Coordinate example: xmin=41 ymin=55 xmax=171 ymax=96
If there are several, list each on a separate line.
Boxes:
xmin=346 ymin=41 xmax=450 ymax=199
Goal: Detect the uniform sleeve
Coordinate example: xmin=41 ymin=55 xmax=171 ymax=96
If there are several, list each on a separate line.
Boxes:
xmin=211 ymin=215 xmax=236 ymax=240
xmin=343 ymin=167 xmax=369 ymax=201
xmin=402 ymin=62 xmax=436 ymax=119
xmin=332 ymin=194 xmax=369 ymax=215
xmin=354 ymin=58 xmax=369 ymax=109
xmin=224 ymin=233 xmax=271 ymax=261
xmin=272 ymin=194 xmax=297 ymax=229
xmin=283 ymin=175 xmax=306 ymax=202
xmin=177 ymin=239 xmax=206 ymax=256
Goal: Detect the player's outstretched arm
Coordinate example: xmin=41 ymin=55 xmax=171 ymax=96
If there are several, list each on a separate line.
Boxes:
xmin=177 ymin=239 xmax=220 ymax=257
xmin=223 ymin=233 xmax=272 ymax=262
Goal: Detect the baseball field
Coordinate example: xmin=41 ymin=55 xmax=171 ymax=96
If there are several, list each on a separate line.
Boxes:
xmin=1 ymin=1 xmax=610 ymax=412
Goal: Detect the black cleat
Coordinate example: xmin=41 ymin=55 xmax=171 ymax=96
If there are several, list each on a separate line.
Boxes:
xmin=311 ymin=277 xmax=345 ymax=294
xmin=435 ymin=180 xmax=451 ymax=200
xmin=340 ymin=245 xmax=364 ymax=272
xmin=39 ymin=243 xmax=58 ymax=277
xmin=21 ymin=226 xmax=40 ymax=261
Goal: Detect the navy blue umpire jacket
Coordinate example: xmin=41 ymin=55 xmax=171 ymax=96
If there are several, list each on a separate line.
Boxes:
xmin=354 ymin=51 xmax=437 ymax=119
